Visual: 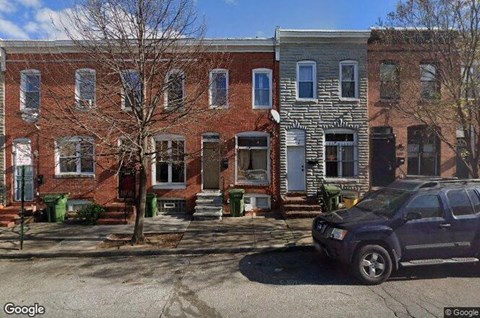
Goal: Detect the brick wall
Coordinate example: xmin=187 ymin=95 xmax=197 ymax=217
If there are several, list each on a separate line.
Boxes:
xmin=3 ymin=49 xmax=280 ymax=213
xmin=368 ymin=38 xmax=457 ymax=179
xmin=0 ymin=72 xmax=5 ymax=205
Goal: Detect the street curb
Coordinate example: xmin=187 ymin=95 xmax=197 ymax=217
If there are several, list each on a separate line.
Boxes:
xmin=0 ymin=244 xmax=314 ymax=259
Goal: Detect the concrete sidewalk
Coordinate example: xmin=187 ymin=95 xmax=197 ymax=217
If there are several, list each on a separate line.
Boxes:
xmin=0 ymin=213 xmax=314 ymax=258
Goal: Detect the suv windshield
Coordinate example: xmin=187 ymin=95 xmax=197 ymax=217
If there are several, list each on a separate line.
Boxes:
xmin=355 ymin=188 xmax=411 ymax=218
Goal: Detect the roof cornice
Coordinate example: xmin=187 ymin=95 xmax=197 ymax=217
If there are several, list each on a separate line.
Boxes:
xmin=0 ymin=38 xmax=275 ymax=53
xmin=277 ymin=29 xmax=371 ymax=43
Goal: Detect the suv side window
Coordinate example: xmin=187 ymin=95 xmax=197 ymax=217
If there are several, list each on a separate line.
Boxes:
xmin=406 ymin=194 xmax=443 ymax=219
xmin=467 ymin=189 xmax=480 ymax=214
xmin=447 ymin=189 xmax=474 ymax=217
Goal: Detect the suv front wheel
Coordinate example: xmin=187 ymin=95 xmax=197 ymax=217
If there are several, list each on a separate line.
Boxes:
xmin=353 ymin=244 xmax=392 ymax=285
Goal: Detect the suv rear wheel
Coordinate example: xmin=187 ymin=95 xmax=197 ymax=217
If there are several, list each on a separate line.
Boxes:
xmin=353 ymin=244 xmax=392 ymax=285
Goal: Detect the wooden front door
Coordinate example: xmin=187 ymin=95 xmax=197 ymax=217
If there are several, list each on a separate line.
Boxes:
xmin=202 ymin=141 xmax=220 ymax=190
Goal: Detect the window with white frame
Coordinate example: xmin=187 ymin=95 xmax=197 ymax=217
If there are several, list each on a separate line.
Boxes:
xmin=340 ymin=61 xmax=358 ymax=99
xmin=236 ymin=133 xmax=269 ymax=184
xmin=121 ymin=70 xmax=142 ymax=110
xmin=56 ymin=137 xmax=95 ymax=175
xmin=75 ymin=69 xmax=96 ymax=109
xmin=67 ymin=200 xmax=93 ymax=212
xmin=420 ymin=63 xmax=440 ymax=100
xmin=297 ymin=61 xmax=316 ymax=100
xmin=20 ymin=70 xmax=40 ymax=110
xmin=244 ymin=194 xmax=271 ymax=211
xmin=154 ymin=135 xmax=186 ymax=186
xmin=252 ymin=68 xmax=272 ymax=108
xmin=325 ymin=129 xmax=357 ymax=178
xmin=210 ymin=69 xmax=228 ymax=107
xmin=166 ymin=70 xmax=185 ymax=110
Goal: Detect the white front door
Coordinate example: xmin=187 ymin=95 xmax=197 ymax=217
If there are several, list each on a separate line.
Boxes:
xmin=14 ymin=139 xmax=34 ymax=201
xmin=287 ymin=146 xmax=305 ymax=191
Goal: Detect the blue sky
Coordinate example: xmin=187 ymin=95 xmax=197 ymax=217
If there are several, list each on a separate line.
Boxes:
xmin=0 ymin=0 xmax=400 ymax=40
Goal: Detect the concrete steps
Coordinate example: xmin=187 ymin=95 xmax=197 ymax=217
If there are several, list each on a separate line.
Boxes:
xmin=194 ymin=191 xmax=223 ymax=220
xmin=281 ymin=193 xmax=321 ymax=219
xmin=0 ymin=214 xmax=19 ymax=222
xmin=0 ymin=206 xmax=21 ymax=227
xmin=0 ymin=221 xmax=15 ymax=228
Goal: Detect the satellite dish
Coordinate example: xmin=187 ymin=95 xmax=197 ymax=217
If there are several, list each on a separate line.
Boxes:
xmin=270 ymin=109 xmax=281 ymax=124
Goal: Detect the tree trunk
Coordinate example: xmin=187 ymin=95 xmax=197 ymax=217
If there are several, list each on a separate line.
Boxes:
xmin=471 ymin=157 xmax=479 ymax=179
xmin=132 ymin=164 xmax=147 ymax=244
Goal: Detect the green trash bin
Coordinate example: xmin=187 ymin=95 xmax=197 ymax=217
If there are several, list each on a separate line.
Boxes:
xmin=145 ymin=193 xmax=158 ymax=217
xmin=43 ymin=194 xmax=68 ymax=222
xmin=323 ymin=185 xmax=342 ymax=212
xmin=229 ymin=189 xmax=245 ymax=217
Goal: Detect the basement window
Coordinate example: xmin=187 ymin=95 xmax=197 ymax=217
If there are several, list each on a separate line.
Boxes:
xmin=244 ymin=194 xmax=271 ymax=211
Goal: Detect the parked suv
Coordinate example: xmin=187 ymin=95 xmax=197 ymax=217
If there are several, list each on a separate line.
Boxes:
xmin=312 ymin=179 xmax=480 ymax=284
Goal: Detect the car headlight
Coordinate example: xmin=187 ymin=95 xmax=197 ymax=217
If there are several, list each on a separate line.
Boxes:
xmin=330 ymin=228 xmax=348 ymax=240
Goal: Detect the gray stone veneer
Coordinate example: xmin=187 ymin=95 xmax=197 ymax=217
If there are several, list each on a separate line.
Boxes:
xmin=279 ymin=40 xmax=370 ymax=196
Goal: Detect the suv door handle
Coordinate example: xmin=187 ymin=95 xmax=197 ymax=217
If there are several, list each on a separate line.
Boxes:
xmin=439 ymin=223 xmax=451 ymax=229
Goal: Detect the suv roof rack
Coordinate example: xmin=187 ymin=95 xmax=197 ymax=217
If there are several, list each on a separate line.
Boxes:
xmin=419 ymin=179 xmax=480 ymax=189
xmin=387 ymin=178 xmax=480 ymax=191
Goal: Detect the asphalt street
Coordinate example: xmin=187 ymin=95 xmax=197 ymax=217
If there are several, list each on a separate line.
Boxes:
xmin=0 ymin=248 xmax=479 ymax=318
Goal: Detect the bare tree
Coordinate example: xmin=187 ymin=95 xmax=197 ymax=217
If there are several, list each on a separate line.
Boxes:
xmin=377 ymin=0 xmax=480 ymax=178
xmin=5 ymin=0 xmax=229 ymax=243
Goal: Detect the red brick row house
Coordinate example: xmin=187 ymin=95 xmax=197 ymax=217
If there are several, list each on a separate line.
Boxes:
xmin=0 ymin=39 xmax=280 ymax=222
xmin=368 ymin=30 xmax=459 ymax=187
xmin=0 ymin=29 xmax=468 ymax=226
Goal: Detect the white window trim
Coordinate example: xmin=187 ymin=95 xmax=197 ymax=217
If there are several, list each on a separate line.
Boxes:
xmin=244 ymin=194 xmax=271 ymax=211
xmin=55 ymin=136 xmax=95 ymax=176
xmin=67 ymin=199 xmax=93 ymax=212
xmin=252 ymin=68 xmax=273 ymax=109
xmin=75 ymin=68 xmax=96 ymax=109
xmin=209 ymin=68 xmax=229 ymax=108
xmin=235 ymin=131 xmax=270 ymax=185
xmin=20 ymin=69 xmax=41 ymax=111
xmin=152 ymin=134 xmax=187 ymax=189
xmin=164 ymin=69 xmax=185 ymax=109
xmin=296 ymin=61 xmax=317 ymax=101
xmin=339 ymin=60 xmax=359 ymax=101
xmin=323 ymin=129 xmax=358 ymax=178
xmin=121 ymin=69 xmax=141 ymax=111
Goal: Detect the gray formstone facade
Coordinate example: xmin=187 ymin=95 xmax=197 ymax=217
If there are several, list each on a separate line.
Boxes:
xmin=276 ymin=29 xmax=370 ymax=197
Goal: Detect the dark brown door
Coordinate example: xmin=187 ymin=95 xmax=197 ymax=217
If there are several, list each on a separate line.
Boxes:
xmin=371 ymin=126 xmax=396 ymax=187
xmin=203 ymin=142 xmax=220 ymax=189
xmin=119 ymin=166 xmax=135 ymax=199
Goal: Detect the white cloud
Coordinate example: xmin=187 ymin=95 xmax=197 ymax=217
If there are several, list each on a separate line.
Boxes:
xmin=224 ymin=0 xmax=237 ymax=5
xmin=32 ymin=7 xmax=77 ymax=40
xmin=0 ymin=0 xmax=17 ymax=14
xmin=17 ymin=0 xmax=42 ymax=8
xmin=0 ymin=17 xmax=30 ymax=39
xmin=256 ymin=30 xmax=265 ymax=38
xmin=24 ymin=21 xmax=40 ymax=33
